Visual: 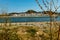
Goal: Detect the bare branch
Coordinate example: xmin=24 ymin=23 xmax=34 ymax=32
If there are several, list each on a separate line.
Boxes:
xmin=52 ymin=0 xmax=60 ymax=11
xmin=55 ymin=6 xmax=60 ymax=11
xmin=45 ymin=0 xmax=50 ymax=10
xmin=42 ymin=0 xmax=48 ymax=9
xmin=45 ymin=0 xmax=49 ymax=5
xmin=52 ymin=0 xmax=56 ymax=10
xmin=35 ymin=0 xmax=44 ymax=11
xmin=35 ymin=0 xmax=48 ymax=14
xmin=50 ymin=0 xmax=53 ymax=11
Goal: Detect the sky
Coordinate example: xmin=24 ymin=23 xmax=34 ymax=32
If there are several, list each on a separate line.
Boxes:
xmin=0 ymin=0 xmax=60 ymax=13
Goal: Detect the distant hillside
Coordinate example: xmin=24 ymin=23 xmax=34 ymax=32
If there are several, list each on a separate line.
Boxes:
xmin=25 ymin=10 xmax=37 ymax=13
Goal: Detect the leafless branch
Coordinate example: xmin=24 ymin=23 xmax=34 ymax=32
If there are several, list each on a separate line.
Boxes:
xmin=35 ymin=0 xmax=45 ymax=11
xmin=42 ymin=0 xmax=48 ymax=9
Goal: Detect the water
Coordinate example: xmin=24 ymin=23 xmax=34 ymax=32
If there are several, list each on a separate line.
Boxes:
xmin=0 ymin=16 xmax=60 ymax=23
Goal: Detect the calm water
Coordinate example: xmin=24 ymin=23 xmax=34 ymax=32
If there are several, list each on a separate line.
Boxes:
xmin=0 ymin=16 xmax=60 ymax=23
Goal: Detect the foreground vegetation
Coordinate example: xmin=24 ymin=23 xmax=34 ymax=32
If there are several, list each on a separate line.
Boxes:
xmin=0 ymin=23 xmax=59 ymax=40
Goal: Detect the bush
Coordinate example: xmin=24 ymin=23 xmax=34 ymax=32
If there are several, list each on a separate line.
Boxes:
xmin=0 ymin=28 xmax=20 ymax=40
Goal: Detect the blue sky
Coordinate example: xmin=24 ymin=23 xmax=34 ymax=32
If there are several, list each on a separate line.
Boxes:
xmin=0 ymin=0 xmax=60 ymax=13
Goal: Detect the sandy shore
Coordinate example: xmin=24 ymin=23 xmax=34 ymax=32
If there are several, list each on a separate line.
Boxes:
xmin=0 ymin=21 xmax=60 ymax=27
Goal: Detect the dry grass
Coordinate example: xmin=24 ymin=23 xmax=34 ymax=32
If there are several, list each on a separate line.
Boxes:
xmin=0 ymin=22 xmax=59 ymax=40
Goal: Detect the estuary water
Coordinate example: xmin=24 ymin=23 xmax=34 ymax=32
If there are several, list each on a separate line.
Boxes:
xmin=0 ymin=16 xmax=60 ymax=23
